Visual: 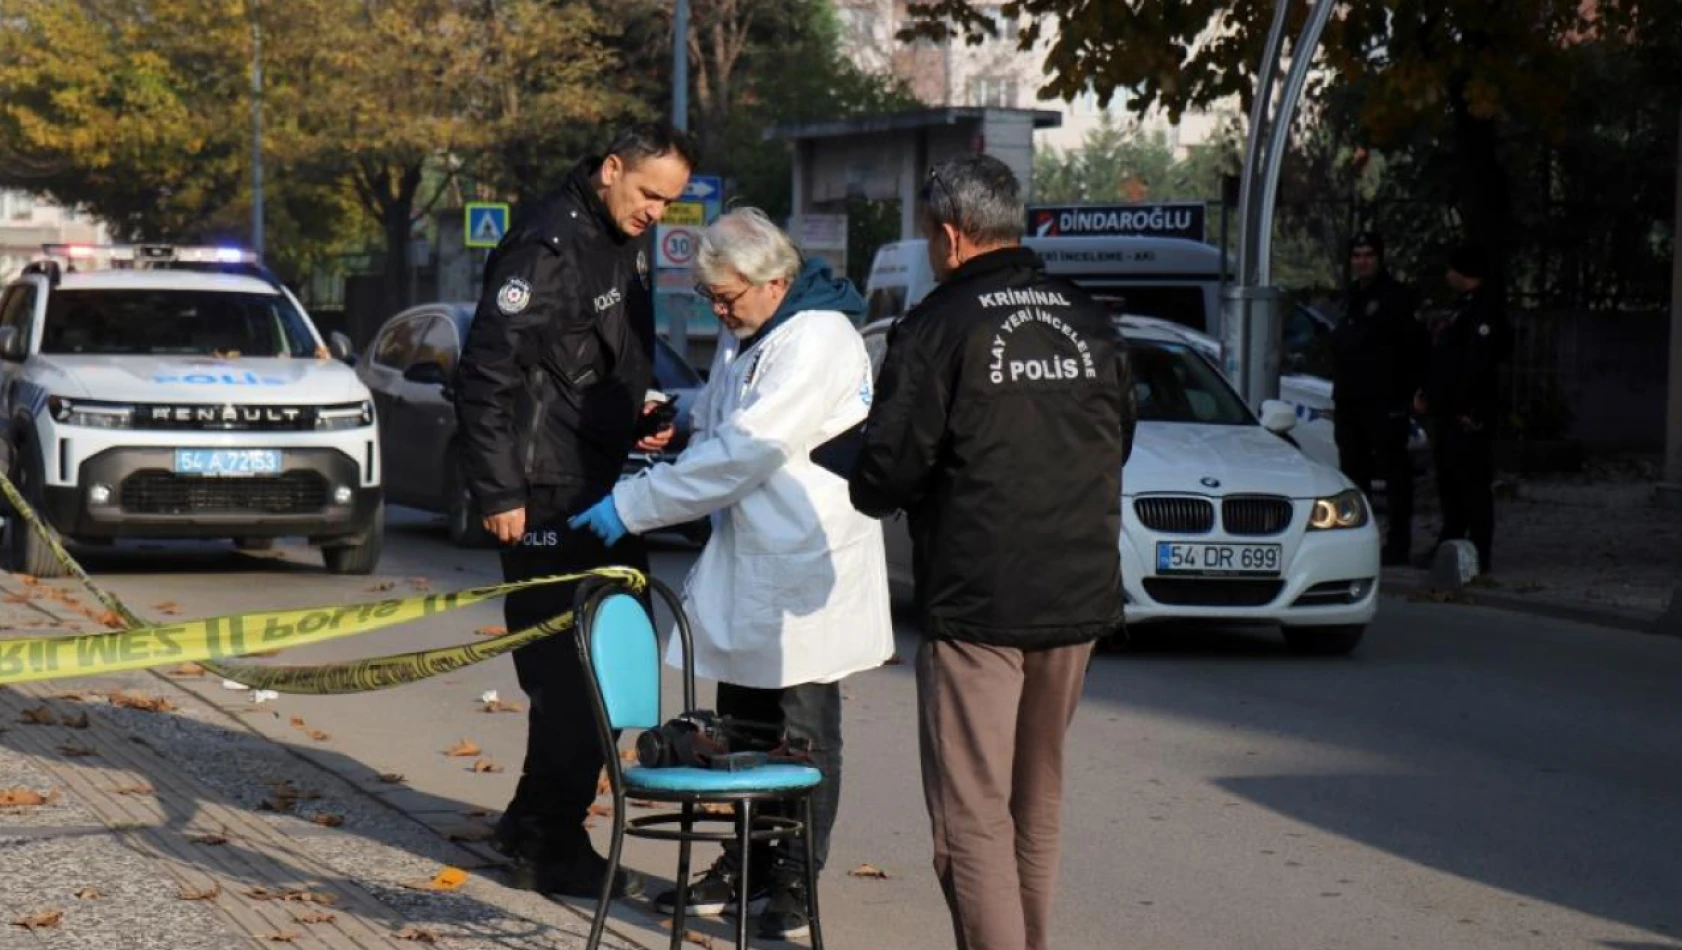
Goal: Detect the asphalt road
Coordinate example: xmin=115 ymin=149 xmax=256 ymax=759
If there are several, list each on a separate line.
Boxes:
xmin=54 ymin=507 xmax=1682 ymax=950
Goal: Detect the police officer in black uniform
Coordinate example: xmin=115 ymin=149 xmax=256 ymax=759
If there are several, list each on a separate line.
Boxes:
xmin=1416 ymin=245 xmax=1509 ymax=574
xmin=453 ymin=123 xmax=695 ymax=899
xmin=1330 ymin=231 xmax=1428 ymax=565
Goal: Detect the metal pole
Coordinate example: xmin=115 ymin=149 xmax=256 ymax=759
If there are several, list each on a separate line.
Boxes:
xmin=673 ymin=0 xmax=689 ymax=131
xmin=249 ymin=2 xmax=264 ymax=258
xmin=1235 ymin=0 xmax=1291 ymax=287
xmin=1662 ymin=103 xmax=1682 ymax=502
xmin=1255 ymin=0 xmax=1336 ymax=284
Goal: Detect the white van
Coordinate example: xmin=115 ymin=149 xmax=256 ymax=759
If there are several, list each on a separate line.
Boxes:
xmin=864 ymin=235 xmax=1227 ymax=332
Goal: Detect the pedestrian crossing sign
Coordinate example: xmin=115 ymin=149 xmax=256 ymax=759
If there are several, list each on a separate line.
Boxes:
xmin=465 ymin=202 xmax=510 ymax=249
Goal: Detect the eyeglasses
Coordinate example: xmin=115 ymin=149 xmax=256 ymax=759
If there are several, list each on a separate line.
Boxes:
xmin=922 ymin=168 xmax=955 ymax=211
xmin=695 ymin=283 xmax=751 ymax=312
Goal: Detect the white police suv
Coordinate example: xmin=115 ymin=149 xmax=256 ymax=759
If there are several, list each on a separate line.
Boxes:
xmin=0 ymin=245 xmax=383 ymax=575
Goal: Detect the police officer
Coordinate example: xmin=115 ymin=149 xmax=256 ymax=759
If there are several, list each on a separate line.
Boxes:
xmin=1330 ymin=230 xmax=1428 ymax=565
xmin=453 ymin=123 xmax=696 ymax=899
xmin=1415 ymin=245 xmax=1508 ymax=574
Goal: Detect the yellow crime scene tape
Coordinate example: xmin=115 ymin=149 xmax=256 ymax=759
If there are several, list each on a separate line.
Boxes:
xmin=0 ymin=471 xmax=644 ymax=692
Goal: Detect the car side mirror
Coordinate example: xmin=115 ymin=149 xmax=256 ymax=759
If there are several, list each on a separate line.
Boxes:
xmin=328 ymin=331 xmax=355 ymax=363
xmin=403 ymin=360 xmax=450 ymax=387
xmin=1259 ymin=399 xmax=1298 ymax=434
xmin=0 ymin=326 xmax=19 ymax=362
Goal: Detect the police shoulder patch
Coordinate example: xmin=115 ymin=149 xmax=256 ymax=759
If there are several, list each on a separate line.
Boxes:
xmin=496 ymin=277 xmax=533 ymax=315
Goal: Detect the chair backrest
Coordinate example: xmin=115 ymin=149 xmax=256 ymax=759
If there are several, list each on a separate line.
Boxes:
xmin=586 ymin=591 xmax=661 ymax=730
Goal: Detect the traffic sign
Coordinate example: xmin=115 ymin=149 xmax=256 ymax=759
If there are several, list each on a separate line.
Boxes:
xmin=682 ymin=176 xmax=722 ymax=203
xmin=465 ymin=202 xmax=509 ymax=248
xmin=657 ymin=225 xmax=701 ymax=269
xmin=664 ymin=201 xmax=706 ymax=227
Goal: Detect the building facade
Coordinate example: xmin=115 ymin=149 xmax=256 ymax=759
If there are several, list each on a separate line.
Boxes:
xmin=833 ymin=0 xmax=1226 ymax=156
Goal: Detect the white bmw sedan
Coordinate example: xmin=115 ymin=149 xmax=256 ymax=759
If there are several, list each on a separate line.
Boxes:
xmin=860 ymin=318 xmax=1380 ymax=656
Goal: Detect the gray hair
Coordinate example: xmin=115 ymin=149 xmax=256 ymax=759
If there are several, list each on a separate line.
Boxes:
xmin=695 ymin=207 xmax=802 ymax=286
xmin=922 ymin=154 xmax=1024 ymax=246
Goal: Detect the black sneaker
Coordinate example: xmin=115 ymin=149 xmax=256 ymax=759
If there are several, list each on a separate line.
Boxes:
xmin=756 ymin=879 xmax=812 ymax=940
xmin=654 ymin=855 xmax=769 ymax=917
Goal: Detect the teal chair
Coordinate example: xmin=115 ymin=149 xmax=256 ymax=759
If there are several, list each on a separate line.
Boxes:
xmin=574 ymin=577 xmax=826 ymax=950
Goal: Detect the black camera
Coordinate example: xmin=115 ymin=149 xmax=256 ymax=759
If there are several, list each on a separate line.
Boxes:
xmin=635 ymin=710 xmax=785 ymax=769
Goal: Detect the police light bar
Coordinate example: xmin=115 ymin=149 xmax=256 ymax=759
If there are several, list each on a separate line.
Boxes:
xmin=41 ymin=243 xmax=258 ymax=266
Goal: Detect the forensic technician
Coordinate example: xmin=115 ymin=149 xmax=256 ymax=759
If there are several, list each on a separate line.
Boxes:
xmin=453 ymin=123 xmax=696 ymax=901
xmin=849 ymin=154 xmax=1136 ymax=950
xmin=569 ymin=207 xmax=894 ymax=941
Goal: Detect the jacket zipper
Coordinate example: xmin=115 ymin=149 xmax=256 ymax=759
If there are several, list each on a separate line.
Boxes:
xmin=522 ymin=371 xmax=548 ymax=476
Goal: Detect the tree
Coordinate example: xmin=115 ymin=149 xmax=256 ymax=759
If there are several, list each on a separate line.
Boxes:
xmin=902 ymin=0 xmax=1675 ymax=285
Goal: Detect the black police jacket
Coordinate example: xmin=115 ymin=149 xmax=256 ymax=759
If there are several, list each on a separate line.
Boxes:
xmin=454 ymin=159 xmax=656 ymax=517
xmin=1424 ymin=286 xmax=1509 ymax=426
xmin=850 ymin=247 xmax=1137 ymax=648
xmin=1330 ymin=272 xmax=1426 ymax=412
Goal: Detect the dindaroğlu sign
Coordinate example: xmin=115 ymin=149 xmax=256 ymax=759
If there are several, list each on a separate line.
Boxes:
xmin=1028 ymin=202 xmax=1207 ymax=242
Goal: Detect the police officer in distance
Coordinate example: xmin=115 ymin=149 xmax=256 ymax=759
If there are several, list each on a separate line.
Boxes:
xmin=1414 ymin=244 xmax=1509 ymax=575
xmin=453 ymin=123 xmax=696 ymax=900
xmin=1330 ymin=230 xmax=1428 ymax=566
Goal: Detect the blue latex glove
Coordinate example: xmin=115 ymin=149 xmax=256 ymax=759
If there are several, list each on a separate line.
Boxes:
xmin=568 ymin=495 xmax=628 ymax=547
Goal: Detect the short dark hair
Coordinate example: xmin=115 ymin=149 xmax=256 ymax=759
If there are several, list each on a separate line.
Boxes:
xmin=606 ymin=122 xmax=700 ymax=171
xmin=921 ymin=154 xmax=1024 ymax=246
xmin=1448 ymin=244 xmax=1489 ymax=280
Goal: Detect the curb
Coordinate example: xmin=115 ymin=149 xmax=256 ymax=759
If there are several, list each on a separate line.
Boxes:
xmin=1380 ymin=570 xmax=1676 ymax=638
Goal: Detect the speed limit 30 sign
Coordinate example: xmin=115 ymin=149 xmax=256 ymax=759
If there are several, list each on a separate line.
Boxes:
xmin=657 ymin=226 xmax=701 ymax=269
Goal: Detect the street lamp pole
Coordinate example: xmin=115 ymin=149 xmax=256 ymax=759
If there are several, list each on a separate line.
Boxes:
xmin=249 ymin=2 xmax=265 ymax=259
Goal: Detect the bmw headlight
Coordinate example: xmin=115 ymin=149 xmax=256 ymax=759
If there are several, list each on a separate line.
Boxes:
xmin=1308 ymin=488 xmax=1369 ymax=530
xmin=48 ymin=396 xmax=134 ymax=429
xmin=316 ymin=400 xmax=374 ymax=430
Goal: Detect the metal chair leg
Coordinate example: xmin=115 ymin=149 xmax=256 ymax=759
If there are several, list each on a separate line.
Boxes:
xmin=670 ymin=802 xmax=695 ymax=950
xmin=802 ymin=795 xmax=824 ymax=950
xmin=587 ymin=803 xmax=627 ymax=950
xmin=736 ymin=800 xmax=754 ymax=950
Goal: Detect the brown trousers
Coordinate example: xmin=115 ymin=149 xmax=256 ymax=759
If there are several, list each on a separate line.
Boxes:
xmin=917 ymin=638 xmax=1095 ymax=950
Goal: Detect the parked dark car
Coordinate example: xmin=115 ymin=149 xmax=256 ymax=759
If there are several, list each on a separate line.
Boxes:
xmin=357 ymin=301 xmax=705 ymax=547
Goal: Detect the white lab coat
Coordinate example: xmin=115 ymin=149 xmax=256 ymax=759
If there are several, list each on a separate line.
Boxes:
xmin=612 ymin=309 xmax=894 ymax=689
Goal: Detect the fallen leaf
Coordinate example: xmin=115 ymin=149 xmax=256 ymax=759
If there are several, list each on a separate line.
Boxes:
xmin=473 ymin=625 xmax=507 ymax=637
xmin=289 ymin=716 xmax=307 ymax=729
xmin=444 ymin=739 xmax=481 ymax=757
xmin=471 ymin=759 xmax=503 ymax=774
xmin=309 ymin=813 xmax=345 ymax=828
xmin=305 ymin=729 xmax=330 ymax=742
xmin=406 ymin=577 xmax=432 ymax=591
xmin=481 ymin=699 xmax=524 ymax=713
xmin=588 ymin=803 xmax=613 ymax=817
xmin=294 ymin=912 xmax=336 ymax=924
xmin=262 ymin=890 xmax=337 ymax=906
xmin=244 ymin=887 xmax=275 ymax=900
xmin=396 ymin=926 xmax=439 ymax=944
xmin=848 ymin=863 xmax=893 ymax=879
xmin=190 ymin=833 xmax=228 ymax=846
xmin=597 ymin=770 xmax=611 ymax=796
xmin=153 ymin=601 xmax=182 ymax=615
xmin=0 ymin=788 xmax=53 ymax=807
xmin=20 ymin=705 xmax=54 ymax=725
xmin=4 ymin=593 xmax=29 ymax=604
xmin=262 ymin=932 xmax=300 ymax=943
xmin=17 ymin=574 xmax=38 ymax=585
xmin=74 ymin=888 xmax=100 ymax=900
xmin=10 ymin=910 xmax=62 ymax=930
xmin=366 ymin=582 xmax=395 ymax=592
xmin=60 ymin=711 xmax=89 ymax=729
xmin=56 ymin=743 xmax=96 ymax=758
xmin=94 ymin=610 xmax=124 ymax=628
xmin=108 ymin=691 xmax=175 ymax=713
xmin=112 ymin=784 xmax=153 ymax=796
xmin=180 ymin=883 xmax=221 ymax=901
xmin=376 ymin=773 xmax=405 ymax=784
xmin=423 ymin=867 xmax=468 ymax=891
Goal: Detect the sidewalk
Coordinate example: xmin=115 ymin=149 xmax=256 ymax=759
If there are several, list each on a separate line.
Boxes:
xmin=0 ymin=581 xmax=646 ymax=950
xmin=1381 ymin=456 xmax=1682 ymax=635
